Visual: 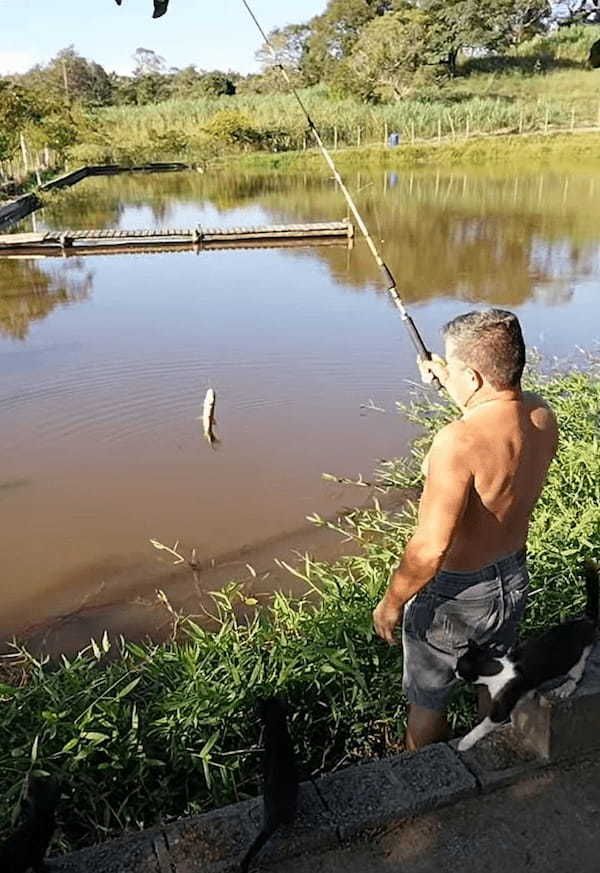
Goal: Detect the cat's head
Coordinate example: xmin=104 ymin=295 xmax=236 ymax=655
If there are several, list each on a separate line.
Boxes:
xmin=25 ymin=775 xmax=61 ymax=814
xmin=256 ymin=695 xmax=289 ymax=722
xmin=456 ymin=639 xmax=505 ymax=683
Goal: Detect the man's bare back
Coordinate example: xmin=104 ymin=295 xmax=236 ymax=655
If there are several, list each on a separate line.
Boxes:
xmin=372 ymin=308 xmax=559 ymax=750
xmin=423 ymin=391 xmax=558 ymax=571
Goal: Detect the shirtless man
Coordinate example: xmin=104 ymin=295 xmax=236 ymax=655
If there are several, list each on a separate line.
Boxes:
xmin=373 ymin=309 xmax=558 ymax=751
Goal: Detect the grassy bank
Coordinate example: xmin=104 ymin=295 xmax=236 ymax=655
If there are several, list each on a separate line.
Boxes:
xmin=231 ymin=130 xmax=600 ymax=173
xmin=1 ymin=358 xmax=598 ymax=854
xmin=63 ymin=49 xmax=600 ymax=167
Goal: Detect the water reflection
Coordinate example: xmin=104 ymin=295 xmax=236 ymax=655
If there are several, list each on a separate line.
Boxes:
xmin=0 ymin=258 xmax=92 ymax=340
xmin=11 ymin=168 xmax=598 ymax=311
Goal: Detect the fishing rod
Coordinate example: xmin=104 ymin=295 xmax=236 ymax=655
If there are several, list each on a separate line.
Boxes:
xmin=240 ymin=0 xmax=441 ymax=391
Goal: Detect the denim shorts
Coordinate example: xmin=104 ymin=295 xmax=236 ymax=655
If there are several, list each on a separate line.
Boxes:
xmin=401 ymin=548 xmax=529 ymax=711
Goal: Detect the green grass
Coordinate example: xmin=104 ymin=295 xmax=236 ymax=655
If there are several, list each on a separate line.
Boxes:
xmin=231 ymin=131 xmax=600 ymax=172
xmin=65 ymin=27 xmax=600 ymax=168
xmin=1 ymin=355 xmax=598 ymax=854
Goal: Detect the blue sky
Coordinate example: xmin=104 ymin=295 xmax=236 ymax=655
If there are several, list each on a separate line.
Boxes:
xmin=0 ymin=0 xmax=326 ymax=76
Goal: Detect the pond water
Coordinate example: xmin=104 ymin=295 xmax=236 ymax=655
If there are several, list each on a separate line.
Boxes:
xmin=1 ymin=167 xmax=599 ymax=652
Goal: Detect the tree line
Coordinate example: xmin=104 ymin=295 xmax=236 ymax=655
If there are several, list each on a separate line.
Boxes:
xmin=1 ymin=0 xmax=599 ymax=166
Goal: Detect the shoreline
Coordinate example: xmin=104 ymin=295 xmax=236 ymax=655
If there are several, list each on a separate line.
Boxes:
xmin=1 ymin=486 xmax=416 ymax=657
xmin=4 ymin=129 xmax=600 ymax=210
xmin=223 ymin=129 xmax=600 ymax=173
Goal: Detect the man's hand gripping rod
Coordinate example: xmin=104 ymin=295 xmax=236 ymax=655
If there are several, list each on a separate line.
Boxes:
xmin=380 ymin=265 xmax=442 ymax=392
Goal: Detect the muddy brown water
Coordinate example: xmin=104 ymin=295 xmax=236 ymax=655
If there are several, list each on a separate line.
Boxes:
xmin=1 ymin=168 xmax=599 ymax=653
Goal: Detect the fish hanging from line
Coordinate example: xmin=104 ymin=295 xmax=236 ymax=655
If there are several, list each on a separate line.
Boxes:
xmin=199 ymin=388 xmax=219 ymax=448
xmin=113 ymin=0 xmax=171 ymax=18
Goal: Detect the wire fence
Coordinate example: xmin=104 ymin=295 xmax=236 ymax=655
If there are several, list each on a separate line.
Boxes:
xmin=3 ymin=99 xmax=600 ymax=190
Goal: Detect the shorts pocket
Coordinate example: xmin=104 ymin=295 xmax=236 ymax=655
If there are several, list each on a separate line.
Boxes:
xmin=404 ymin=592 xmax=436 ymax=642
xmin=425 ymin=593 xmax=499 ymax=651
xmin=499 ymin=584 xmax=529 ymax=644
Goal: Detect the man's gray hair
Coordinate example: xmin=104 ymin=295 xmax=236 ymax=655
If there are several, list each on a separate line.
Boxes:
xmin=443 ymin=309 xmax=525 ymax=390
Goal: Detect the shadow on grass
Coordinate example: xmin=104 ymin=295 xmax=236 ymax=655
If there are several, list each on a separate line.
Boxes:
xmin=461 ymin=54 xmax=584 ymax=76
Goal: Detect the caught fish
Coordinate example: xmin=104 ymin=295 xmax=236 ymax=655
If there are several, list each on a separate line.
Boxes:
xmin=200 ymin=388 xmax=218 ymax=447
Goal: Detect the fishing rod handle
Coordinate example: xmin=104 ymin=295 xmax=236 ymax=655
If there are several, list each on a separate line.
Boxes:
xmin=401 ymin=314 xmax=443 ymax=393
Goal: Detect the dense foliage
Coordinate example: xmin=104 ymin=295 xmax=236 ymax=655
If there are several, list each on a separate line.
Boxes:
xmin=0 ymin=358 xmax=598 ymax=854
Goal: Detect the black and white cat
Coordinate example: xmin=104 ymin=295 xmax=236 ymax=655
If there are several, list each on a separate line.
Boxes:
xmin=456 ymin=560 xmax=599 ymax=752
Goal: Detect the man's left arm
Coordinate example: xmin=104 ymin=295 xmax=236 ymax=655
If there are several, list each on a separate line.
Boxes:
xmin=373 ymin=424 xmax=473 ymax=644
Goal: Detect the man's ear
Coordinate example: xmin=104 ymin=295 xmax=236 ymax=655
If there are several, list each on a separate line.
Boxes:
xmin=466 ymin=367 xmax=482 ymax=390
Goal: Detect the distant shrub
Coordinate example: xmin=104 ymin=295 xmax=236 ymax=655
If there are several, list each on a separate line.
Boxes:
xmin=517 ymin=24 xmax=600 ymax=64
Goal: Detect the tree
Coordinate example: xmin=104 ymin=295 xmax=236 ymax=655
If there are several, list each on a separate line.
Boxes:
xmin=0 ymin=81 xmax=42 ymax=161
xmin=421 ymin=0 xmax=549 ymax=76
xmin=335 ymin=8 xmax=437 ymax=101
xmin=133 ymin=47 xmax=167 ymax=76
xmin=199 ymin=71 xmax=237 ymax=96
xmin=256 ymin=23 xmax=312 ymax=75
xmin=555 ymin=0 xmax=600 ymax=26
xmin=498 ymin=0 xmax=550 ymax=45
xmin=18 ymin=46 xmax=113 ymax=106
xmin=302 ymin=0 xmax=396 ymax=83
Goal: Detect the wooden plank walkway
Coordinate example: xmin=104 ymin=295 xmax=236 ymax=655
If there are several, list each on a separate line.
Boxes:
xmin=0 ymin=221 xmax=354 ymax=257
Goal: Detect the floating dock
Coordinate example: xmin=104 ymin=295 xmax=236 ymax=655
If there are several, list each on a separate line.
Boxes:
xmin=0 ymin=221 xmax=354 ymax=258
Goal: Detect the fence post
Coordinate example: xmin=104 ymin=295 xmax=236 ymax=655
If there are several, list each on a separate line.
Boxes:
xmin=447 ymin=113 xmax=456 ymax=139
xmin=20 ymin=133 xmax=29 ymax=175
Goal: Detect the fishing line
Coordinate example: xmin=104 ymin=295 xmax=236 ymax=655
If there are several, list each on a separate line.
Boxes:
xmin=240 ymin=0 xmax=441 ymax=389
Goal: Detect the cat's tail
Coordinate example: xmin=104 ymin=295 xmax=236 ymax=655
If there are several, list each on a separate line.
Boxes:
xmin=584 ymin=559 xmax=599 ymax=626
xmin=239 ymin=827 xmax=274 ymax=873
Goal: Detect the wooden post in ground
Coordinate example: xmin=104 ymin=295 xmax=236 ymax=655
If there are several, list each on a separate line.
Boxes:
xmin=448 ymin=113 xmax=456 ymax=139
xmin=20 ymin=133 xmax=29 ymax=175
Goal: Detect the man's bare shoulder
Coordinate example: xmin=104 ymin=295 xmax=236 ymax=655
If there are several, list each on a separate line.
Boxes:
xmin=431 ymin=420 xmax=475 ymax=456
xmin=521 ymin=391 xmax=558 ymax=431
